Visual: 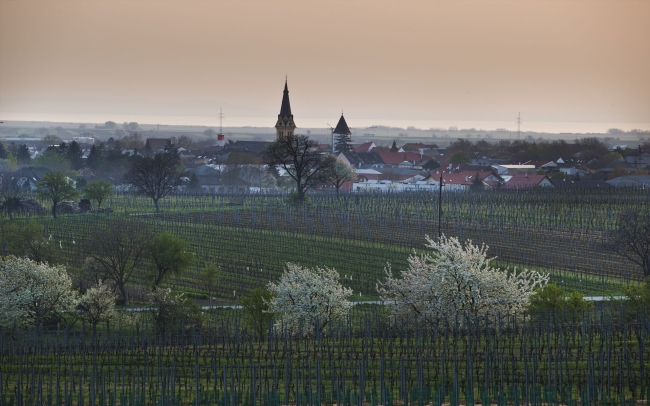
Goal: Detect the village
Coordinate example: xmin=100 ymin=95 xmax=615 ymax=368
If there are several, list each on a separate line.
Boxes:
xmin=3 ymin=125 xmax=650 ymax=196
xmin=3 ymin=82 xmax=650 ymax=195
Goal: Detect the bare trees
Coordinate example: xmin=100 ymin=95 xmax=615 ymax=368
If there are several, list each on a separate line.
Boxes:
xmin=612 ymin=209 xmax=650 ymax=278
xmin=263 ymin=134 xmax=334 ymax=202
xmin=124 ymin=151 xmax=185 ymax=211
xmin=86 ymin=219 xmax=150 ymax=304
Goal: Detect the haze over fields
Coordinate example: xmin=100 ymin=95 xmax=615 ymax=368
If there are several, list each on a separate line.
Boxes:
xmin=1 ymin=0 xmax=649 ymax=133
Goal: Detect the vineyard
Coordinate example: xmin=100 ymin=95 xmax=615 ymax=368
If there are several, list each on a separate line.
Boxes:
xmin=2 ymin=188 xmax=650 ymax=405
xmin=0 ymin=307 xmax=648 ymax=406
xmin=12 ymin=187 xmax=648 ymax=301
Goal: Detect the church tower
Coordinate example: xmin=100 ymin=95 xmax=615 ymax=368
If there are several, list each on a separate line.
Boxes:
xmin=275 ymin=79 xmax=296 ymax=141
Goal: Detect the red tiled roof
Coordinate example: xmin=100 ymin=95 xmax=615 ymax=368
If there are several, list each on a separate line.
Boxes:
xmin=353 ymin=142 xmax=375 ymax=153
xmin=503 ymin=174 xmax=550 ymax=189
xmin=427 ymin=173 xmax=480 ymax=185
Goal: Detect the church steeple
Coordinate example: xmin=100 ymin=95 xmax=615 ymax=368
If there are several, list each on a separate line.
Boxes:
xmin=280 ymin=80 xmax=292 ymax=117
xmin=275 ymin=78 xmax=296 ymax=141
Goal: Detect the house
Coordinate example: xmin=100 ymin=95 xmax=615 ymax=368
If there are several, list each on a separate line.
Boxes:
xmin=596 ymin=160 xmax=636 ymax=176
xmin=549 ymin=158 xmax=590 ymax=177
xmin=427 ymin=173 xmax=484 ymax=191
xmin=352 ymin=167 xmax=429 ymax=192
xmin=195 ymin=175 xmax=226 ymax=193
xmin=491 ymin=164 xmax=537 ymax=175
xmin=354 ymin=168 xmax=382 ymax=182
xmin=401 ymin=143 xmax=440 ymax=156
xmin=624 ymin=151 xmax=650 ymax=166
xmin=352 ymin=179 xmax=437 ymax=192
xmin=353 ymin=142 xmax=376 ymax=153
xmin=377 ymin=151 xmax=432 ymax=167
xmin=5 ymin=167 xmax=50 ymax=191
xmin=606 ymin=175 xmax=650 ymax=188
xmin=339 ymin=151 xmax=385 ymax=168
xmin=453 ymin=170 xmax=503 ymax=185
xmin=503 ymin=174 xmax=555 ymax=189
xmin=523 ymin=160 xmax=556 ymax=169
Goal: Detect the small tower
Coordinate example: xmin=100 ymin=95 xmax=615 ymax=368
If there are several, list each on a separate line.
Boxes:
xmin=275 ymin=79 xmax=296 ymax=141
xmin=333 ymin=113 xmax=352 ymax=153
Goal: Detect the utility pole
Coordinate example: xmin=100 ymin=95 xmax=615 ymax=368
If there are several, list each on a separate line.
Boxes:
xmin=218 ymin=108 xmax=225 ymax=134
xmin=438 ymin=174 xmax=444 ymax=239
xmin=516 ymin=112 xmax=522 ymax=140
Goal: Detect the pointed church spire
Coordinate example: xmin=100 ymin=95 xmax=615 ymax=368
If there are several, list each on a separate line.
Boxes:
xmin=280 ymin=78 xmax=292 ymax=117
xmin=333 ymin=113 xmax=351 ymax=135
xmin=275 ymin=78 xmax=296 ymax=141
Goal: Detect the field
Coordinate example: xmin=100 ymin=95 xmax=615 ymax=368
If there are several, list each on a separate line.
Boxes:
xmin=11 ymin=187 xmax=647 ymax=303
xmin=0 ymin=306 xmax=648 ymax=406
xmin=2 ymin=188 xmax=650 ymax=405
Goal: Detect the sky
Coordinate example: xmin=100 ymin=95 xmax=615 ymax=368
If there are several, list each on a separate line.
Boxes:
xmin=1 ymin=0 xmax=649 ymax=131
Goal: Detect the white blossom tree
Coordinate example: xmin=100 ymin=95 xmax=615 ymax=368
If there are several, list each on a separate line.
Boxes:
xmin=0 ymin=256 xmax=78 ymax=329
xmin=377 ymin=235 xmax=549 ymax=326
xmin=322 ymin=155 xmax=357 ymax=194
xmin=267 ymin=263 xmax=353 ymax=334
xmin=77 ymin=280 xmax=116 ymax=334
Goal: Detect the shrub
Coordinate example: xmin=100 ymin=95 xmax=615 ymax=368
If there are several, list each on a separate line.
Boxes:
xmin=527 ymin=284 xmax=593 ymax=317
xmin=240 ymin=288 xmax=275 ymax=339
xmin=149 ymin=288 xmax=202 ymax=332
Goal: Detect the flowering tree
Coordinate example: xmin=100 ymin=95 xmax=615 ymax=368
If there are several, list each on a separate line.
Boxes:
xmin=267 ymin=263 xmax=353 ymax=334
xmin=0 ymin=256 xmax=77 ymax=329
xmin=377 ymin=235 xmax=548 ymax=326
xmin=321 ymin=155 xmax=357 ymax=194
xmin=77 ymin=280 xmax=116 ymax=333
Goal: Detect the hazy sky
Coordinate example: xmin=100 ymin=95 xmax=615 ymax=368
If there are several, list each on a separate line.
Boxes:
xmin=1 ymin=0 xmax=649 ymax=128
